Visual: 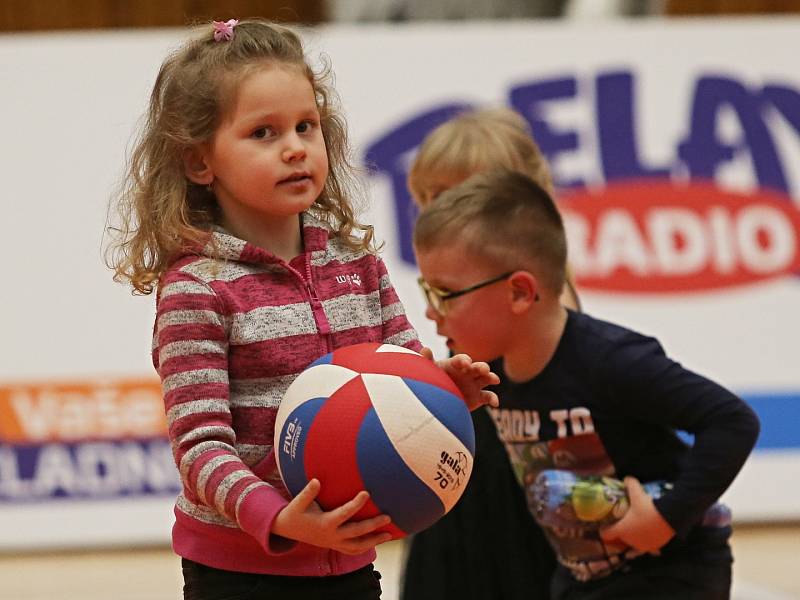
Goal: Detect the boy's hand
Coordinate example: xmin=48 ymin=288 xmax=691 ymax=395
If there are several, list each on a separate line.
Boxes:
xmin=421 ymin=348 xmax=500 ymax=410
xmin=599 ymin=476 xmax=675 ymax=554
xmin=271 ymin=479 xmax=393 ymax=555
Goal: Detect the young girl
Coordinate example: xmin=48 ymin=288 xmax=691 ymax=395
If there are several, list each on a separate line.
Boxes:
xmin=402 ymin=107 xmax=579 ymax=600
xmin=107 ymin=19 xmax=497 ymax=600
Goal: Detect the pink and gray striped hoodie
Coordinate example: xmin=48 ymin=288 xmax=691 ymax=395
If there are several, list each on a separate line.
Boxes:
xmin=152 ymin=212 xmax=421 ymax=575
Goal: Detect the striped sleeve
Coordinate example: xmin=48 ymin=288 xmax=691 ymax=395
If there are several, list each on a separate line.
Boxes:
xmin=154 ymin=269 xmax=291 ymax=553
xmin=376 ymin=257 xmax=422 ymax=352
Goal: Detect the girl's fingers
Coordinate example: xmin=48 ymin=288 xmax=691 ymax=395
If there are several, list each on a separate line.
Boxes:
xmin=291 ymin=478 xmax=321 ymax=511
xmin=339 ymin=513 xmax=392 ymax=538
xmin=449 ymin=353 xmax=471 ymax=370
xmin=482 ymin=390 xmax=500 ymax=408
xmin=337 ymin=531 xmax=394 ymax=554
xmin=329 ymin=490 xmax=371 ymax=523
xmin=472 ymin=361 xmax=489 ymax=374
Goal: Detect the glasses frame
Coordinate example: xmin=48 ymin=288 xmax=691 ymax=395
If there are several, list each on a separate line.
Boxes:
xmin=417 ymin=271 xmax=514 ymax=315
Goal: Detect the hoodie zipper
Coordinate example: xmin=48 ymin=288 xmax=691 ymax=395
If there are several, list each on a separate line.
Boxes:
xmin=303 ymin=254 xmax=332 ymax=352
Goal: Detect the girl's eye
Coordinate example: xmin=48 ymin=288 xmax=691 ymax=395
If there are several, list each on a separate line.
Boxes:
xmin=296 ymin=120 xmax=315 ymax=134
xmin=252 ymin=127 xmax=274 ymax=139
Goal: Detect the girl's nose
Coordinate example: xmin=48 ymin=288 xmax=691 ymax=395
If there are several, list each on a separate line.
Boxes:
xmin=282 ymin=135 xmax=306 ymax=162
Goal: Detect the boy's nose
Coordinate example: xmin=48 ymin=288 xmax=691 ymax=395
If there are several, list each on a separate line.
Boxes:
xmin=424 ymin=304 xmax=442 ymax=322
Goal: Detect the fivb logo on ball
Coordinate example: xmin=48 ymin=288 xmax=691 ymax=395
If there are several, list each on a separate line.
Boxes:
xmin=274 ymin=343 xmax=475 ymax=539
xmin=281 ymin=418 xmax=302 ymax=461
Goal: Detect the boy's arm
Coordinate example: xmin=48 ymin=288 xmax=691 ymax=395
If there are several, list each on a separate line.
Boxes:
xmin=602 ymin=335 xmax=760 ymax=538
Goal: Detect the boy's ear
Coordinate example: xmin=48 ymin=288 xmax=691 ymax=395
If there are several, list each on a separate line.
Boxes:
xmin=183 ymin=146 xmax=214 ymax=185
xmin=508 ymin=271 xmax=539 ymax=314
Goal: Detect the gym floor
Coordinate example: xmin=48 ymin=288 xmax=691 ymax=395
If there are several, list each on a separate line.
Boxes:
xmin=1 ymin=523 xmax=798 ymax=600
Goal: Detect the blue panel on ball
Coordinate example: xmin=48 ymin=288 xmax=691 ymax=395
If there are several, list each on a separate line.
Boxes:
xmin=277 ymin=397 xmax=326 ymax=496
xmin=308 ymin=351 xmax=334 ymax=368
xmin=402 ymin=379 xmax=476 ymax=455
xmin=357 ymin=409 xmax=445 ymax=535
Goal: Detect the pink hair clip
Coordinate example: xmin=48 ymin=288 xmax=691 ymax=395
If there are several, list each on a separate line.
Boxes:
xmin=212 ymin=19 xmax=239 ymax=42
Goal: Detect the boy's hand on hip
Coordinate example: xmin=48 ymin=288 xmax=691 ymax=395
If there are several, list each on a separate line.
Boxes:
xmin=599 ymin=476 xmax=675 ymax=554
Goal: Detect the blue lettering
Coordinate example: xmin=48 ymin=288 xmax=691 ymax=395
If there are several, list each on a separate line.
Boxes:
xmin=364 ymin=103 xmax=473 ymax=265
xmin=0 ymin=440 xmax=180 ymax=501
xmin=509 ymin=77 xmax=583 ymax=188
xmin=764 ymin=84 xmax=800 ymax=137
xmin=596 ymin=71 xmax=671 ymax=182
xmin=678 ymin=75 xmax=788 ymax=193
xmin=763 ymin=84 xmax=800 ymax=200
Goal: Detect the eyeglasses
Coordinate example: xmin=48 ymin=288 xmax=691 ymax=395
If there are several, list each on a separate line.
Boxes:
xmin=417 ymin=272 xmax=513 ymax=316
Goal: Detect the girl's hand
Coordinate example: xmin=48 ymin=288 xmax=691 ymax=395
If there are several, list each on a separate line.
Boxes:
xmin=599 ymin=476 xmax=675 ymax=554
xmin=421 ymin=348 xmax=500 ymax=410
xmin=271 ymin=479 xmax=393 ymax=555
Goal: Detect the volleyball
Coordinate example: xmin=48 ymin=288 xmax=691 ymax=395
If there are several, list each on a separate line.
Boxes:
xmin=274 ymin=342 xmax=475 ymax=539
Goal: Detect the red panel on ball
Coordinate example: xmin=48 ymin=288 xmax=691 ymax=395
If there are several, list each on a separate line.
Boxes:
xmin=330 ymin=344 xmax=461 ymax=398
xmin=302 ymin=375 xmax=375 ymax=513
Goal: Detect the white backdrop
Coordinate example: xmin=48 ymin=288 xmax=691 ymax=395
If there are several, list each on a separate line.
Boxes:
xmin=1 ymin=18 xmax=798 ymax=549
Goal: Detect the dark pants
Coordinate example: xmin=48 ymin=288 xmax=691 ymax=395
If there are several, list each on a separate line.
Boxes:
xmin=182 ymin=559 xmax=382 ymax=600
xmin=551 ymin=526 xmax=733 ymax=600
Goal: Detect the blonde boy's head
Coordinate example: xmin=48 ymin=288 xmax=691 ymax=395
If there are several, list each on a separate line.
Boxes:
xmin=408 ymin=107 xmax=554 ymax=206
xmin=414 ymin=170 xmax=567 ymax=296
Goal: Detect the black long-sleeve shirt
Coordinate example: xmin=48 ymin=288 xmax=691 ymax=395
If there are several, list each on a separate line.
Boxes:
xmin=489 ymin=310 xmax=759 ymax=577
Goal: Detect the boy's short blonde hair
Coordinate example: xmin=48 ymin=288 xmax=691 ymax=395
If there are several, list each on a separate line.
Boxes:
xmin=408 ymin=107 xmax=554 ymax=205
xmin=414 ymin=170 xmax=567 ymax=295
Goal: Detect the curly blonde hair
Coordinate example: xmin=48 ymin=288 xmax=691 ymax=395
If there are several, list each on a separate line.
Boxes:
xmin=107 ymin=19 xmax=373 ymax=294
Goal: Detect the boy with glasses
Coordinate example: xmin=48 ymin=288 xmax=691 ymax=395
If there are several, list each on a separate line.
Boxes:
xmin=413 ymin=170 xmax=759 ymax=600
xmin=402 ymin=108 xmax=567 ymax=600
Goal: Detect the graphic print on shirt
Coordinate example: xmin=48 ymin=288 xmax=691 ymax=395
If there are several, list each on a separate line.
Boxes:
xmin=335 ymin=273 xmax=362 ymax=287
xmin=489 ymin=406 xmax=636 ymax=582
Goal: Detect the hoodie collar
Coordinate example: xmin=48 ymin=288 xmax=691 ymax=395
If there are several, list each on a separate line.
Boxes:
xmin=199 ymin=212 xmax=331 ymax=267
